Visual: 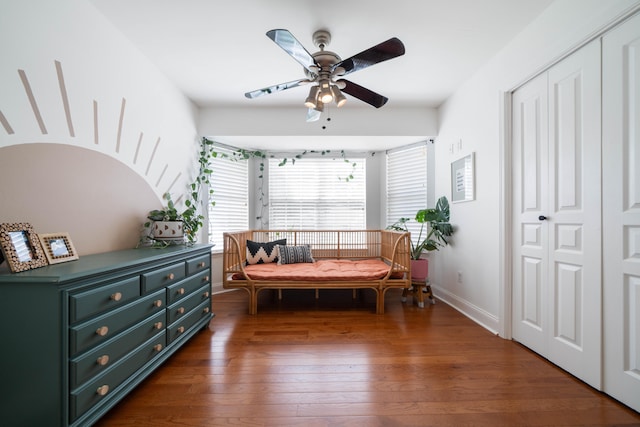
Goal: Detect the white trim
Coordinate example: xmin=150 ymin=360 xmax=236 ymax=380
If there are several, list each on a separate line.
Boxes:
xmin=498 ymin=91 xmax=512 ymax=339
xmin=385 ymin=139 xmax=430 ymax=154
xmin=433 ymin=286 xmax=500 ymax=335
xmin=509 ymin=3 xmax=640 ymax=94
xmin=211 ymin=282 xmax=226 ymax=294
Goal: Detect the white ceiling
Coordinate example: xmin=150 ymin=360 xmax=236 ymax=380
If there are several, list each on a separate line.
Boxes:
xmin=88 ymin=0 xmax=554 ymax=149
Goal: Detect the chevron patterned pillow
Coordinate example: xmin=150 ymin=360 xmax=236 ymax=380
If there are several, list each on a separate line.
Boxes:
xmin=246 ymin=239 xmax=286 ymax=265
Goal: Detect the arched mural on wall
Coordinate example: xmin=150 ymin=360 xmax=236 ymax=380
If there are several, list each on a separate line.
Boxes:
xmin=0 ymin=59 xmax=192 ymax=198
xmin=0 ymin=59 xmax=198 ymax=254
xmin=0 ymin=143 xmax=160 ymax=255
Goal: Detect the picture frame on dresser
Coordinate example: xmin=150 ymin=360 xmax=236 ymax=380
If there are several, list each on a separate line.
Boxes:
xmin=0 ymin=222 xmax=49 ymax=273
xmin=38 ymin=232 xmax=79 ymax=264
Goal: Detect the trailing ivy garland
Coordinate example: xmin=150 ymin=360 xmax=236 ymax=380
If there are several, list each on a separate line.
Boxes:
xmin=202 ymin=137 xmax=359 ymax=228
xmin=142 ymin=137 xmax=361 ymax=246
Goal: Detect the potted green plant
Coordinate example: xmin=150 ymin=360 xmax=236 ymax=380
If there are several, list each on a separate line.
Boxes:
xmin=140 ymin=137 xmax=215 ymax=247
xmin=387 ymin=196 xmax=454 ymax=281
xmin=145 ymin=193 xmax=185 ymax=244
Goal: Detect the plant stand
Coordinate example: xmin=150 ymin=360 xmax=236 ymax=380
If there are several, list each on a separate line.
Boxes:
xmin=401 ymin=278 xmax=435 ymax=308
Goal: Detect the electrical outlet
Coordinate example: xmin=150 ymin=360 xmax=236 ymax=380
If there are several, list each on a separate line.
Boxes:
xmin=457 ymin=271 xmax=463 ymax=283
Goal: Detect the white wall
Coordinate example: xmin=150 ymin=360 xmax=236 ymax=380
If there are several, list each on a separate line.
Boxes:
xmin=0 ymin=0 xmax=200 ymax=254
xmin=199 ymin=106 xmax=438 ymax=144
xmin=434 ymin=0 xmax=640 ymax=334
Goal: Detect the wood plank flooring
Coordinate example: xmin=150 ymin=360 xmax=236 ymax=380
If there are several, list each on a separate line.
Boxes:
xmin=96 ymin=288 xmax=640 ymax=426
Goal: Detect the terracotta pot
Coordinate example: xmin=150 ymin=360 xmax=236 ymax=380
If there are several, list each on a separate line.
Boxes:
xmin=410 ymin=258 xmax=429 ymax=282
xmin=152 ymin=221 xmax=184 ymax=242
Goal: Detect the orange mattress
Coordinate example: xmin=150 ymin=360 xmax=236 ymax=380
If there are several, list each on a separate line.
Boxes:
xmin=235 ymin=259 xmax=392 ymax=281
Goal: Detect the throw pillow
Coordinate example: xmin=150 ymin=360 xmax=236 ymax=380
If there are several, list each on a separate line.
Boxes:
xmin=246 ymin=239 xmax=286 ymax=265
xmin=277 ymin=244 xmax=315 ymax=264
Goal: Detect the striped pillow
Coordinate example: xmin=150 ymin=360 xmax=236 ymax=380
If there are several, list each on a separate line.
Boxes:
xmin=277 ymin=244 xmax=315 ymax=264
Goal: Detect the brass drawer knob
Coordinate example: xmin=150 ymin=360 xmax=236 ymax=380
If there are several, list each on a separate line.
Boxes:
xmin=110 ymin=292 xmax=122 ymax=301
xmin=153 ymin=344 xmax=163 ymax=352
xmin=203 ymin=307 xmax=210 ymax=314
xmin=153 ymin=299 xmax=163 ymax=307
xmin=203 ymin=276 xmax=210 ymax=282
xmin=198 ymin=262 xmax=206 ymax=268
xmin=95 ymin=326 xmax=109 ymax=336
xmin=167 ymin=273 xmax=175 ymax=280
xmin=177 ymin=326 xmax=185 ymax=334
xmin=96 ymin=355 xmax=110 ymax=366
xmin=177 ymin=307 xmax=185 ymax=315
xmin=203 ymin=291 xmax=210 ymax=298
xmin=96 ymin=385 xmax=109 ymax=396
xmin=177 ymin=288 xmax=185 ymax=295
xmin=154 ymin=321 xmax=163 ymax=330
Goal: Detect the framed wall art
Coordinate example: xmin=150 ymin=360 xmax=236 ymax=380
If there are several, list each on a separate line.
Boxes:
xmin=0 ymin=223 xmax=49 ymax=273
xmin=38 ymin=232 xmax=79 ymax=265
xmin=451 ymin=152 xmax=475 ymax=203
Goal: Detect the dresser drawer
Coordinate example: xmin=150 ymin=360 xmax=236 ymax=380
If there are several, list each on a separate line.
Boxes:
xmin=141 ymin=262 xmax=185 ymax=293
xmin=167 ymin=284 xmax=211 ymax=325
xmin=186 ymin=253 xmax=210 ymax=275
xmin=69 ymin=276 xmax=141 ymax=323
xmin=70 ymin=289 xmax=165 ymax=356
xmin=70 ymin=310 xmax=165 ymax=389
xmin=70 ymin=332 xmax=166 ymax=422
xmin=167 ymin=299 xmax=211 ymax=344
xmin=166 ymin=270 xmax=210 ymax=305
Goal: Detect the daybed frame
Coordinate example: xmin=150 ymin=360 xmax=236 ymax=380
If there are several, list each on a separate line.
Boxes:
xmin=223 ymin=230 xmax=411 ymax=314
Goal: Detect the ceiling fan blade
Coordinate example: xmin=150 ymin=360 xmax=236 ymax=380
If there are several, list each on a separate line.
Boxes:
xmin=245 ymin=79 xmax=310 ymax=99
xmin=266 ymin=29 xmax=317 ymax=73
xmin=333 ymin=37 xmax=405 ymax=76
xmin=306 ymin=108 xmax=321 ymax=122
xmin=338 ymin=79 xmax=388 ymax=108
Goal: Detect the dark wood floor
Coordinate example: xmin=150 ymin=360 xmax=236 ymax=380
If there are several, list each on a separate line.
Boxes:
xmin=96 ymin=288 xmax=640 ymax=426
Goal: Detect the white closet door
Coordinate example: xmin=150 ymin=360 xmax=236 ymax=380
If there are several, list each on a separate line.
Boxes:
xmin=603 ymin=12 xmax=640 ymax=412
xmin=512 ymin=39 xmax=602 ymax=389
xmin=512 ymin=72 xmax=549 ymax=355
xmin=547 ymin=39 xmax=602 ymax=389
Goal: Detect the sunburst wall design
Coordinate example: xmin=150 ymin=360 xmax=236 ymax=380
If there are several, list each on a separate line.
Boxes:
xmin=0 ymin=59 xmax=191 ymax=200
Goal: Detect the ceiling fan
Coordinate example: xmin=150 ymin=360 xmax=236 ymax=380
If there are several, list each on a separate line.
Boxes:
xmin=244 ymin=29 xmax=406 ymax=121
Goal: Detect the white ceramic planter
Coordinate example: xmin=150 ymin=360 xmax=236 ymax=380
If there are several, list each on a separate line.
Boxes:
xmin=152 ymin=221 xmax=184 ymax=242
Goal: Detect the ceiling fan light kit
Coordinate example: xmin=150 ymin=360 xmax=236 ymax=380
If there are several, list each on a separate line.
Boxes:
xmin=245 ymin=28 xmax=405 ymax=121
xmin=304 ymin=86 xmax=320 ymax=108
xmin=331 ymin=86 xmax=347 ymax=107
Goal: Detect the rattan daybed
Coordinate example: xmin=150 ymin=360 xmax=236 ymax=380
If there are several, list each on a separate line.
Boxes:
xmin=222 ymin=230 xmax=411 ymax=314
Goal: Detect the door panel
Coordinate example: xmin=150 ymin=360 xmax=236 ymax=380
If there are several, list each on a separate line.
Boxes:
xmin=603 ymin=11 xmax=640 ymax=412
xmin=522 ymin=256 xmax=542 ymax=328
xmin=555 ymin=262 xmax=581 ymax=346
xmin=512 ymin=39 xmax=601 ymax=389
xmin=512 ymin=73 xmax=548 ymax=354
xmin=547 ymin=39 xmax=602 ymax=389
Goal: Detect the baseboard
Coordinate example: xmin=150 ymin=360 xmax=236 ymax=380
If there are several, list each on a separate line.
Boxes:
xmin=432 ymin=285 xmax=500 ymax=336
xmin=211 ymin=282 xmax=226 ymax=294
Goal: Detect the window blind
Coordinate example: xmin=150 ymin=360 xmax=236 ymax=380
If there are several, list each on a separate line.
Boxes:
xmin=268 ymin=156 xmax=366 ymax=230
xmin=208 ymin=146 xmax=249 ymax=249
xmin=386 ymin=143 xmax=428 ymax=245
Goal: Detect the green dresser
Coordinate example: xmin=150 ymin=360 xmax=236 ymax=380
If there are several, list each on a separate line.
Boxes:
xmin=0 ymin=244 xmax=214 ymax=427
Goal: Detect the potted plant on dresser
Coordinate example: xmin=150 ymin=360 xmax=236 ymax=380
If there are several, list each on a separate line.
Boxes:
xmin=141 ymin=137 xmax=215 ymax=247
xmin=145 ymin=193 xmax=185 ymax=244
xmin=387 ymin=196 xmax=454 ymax=281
